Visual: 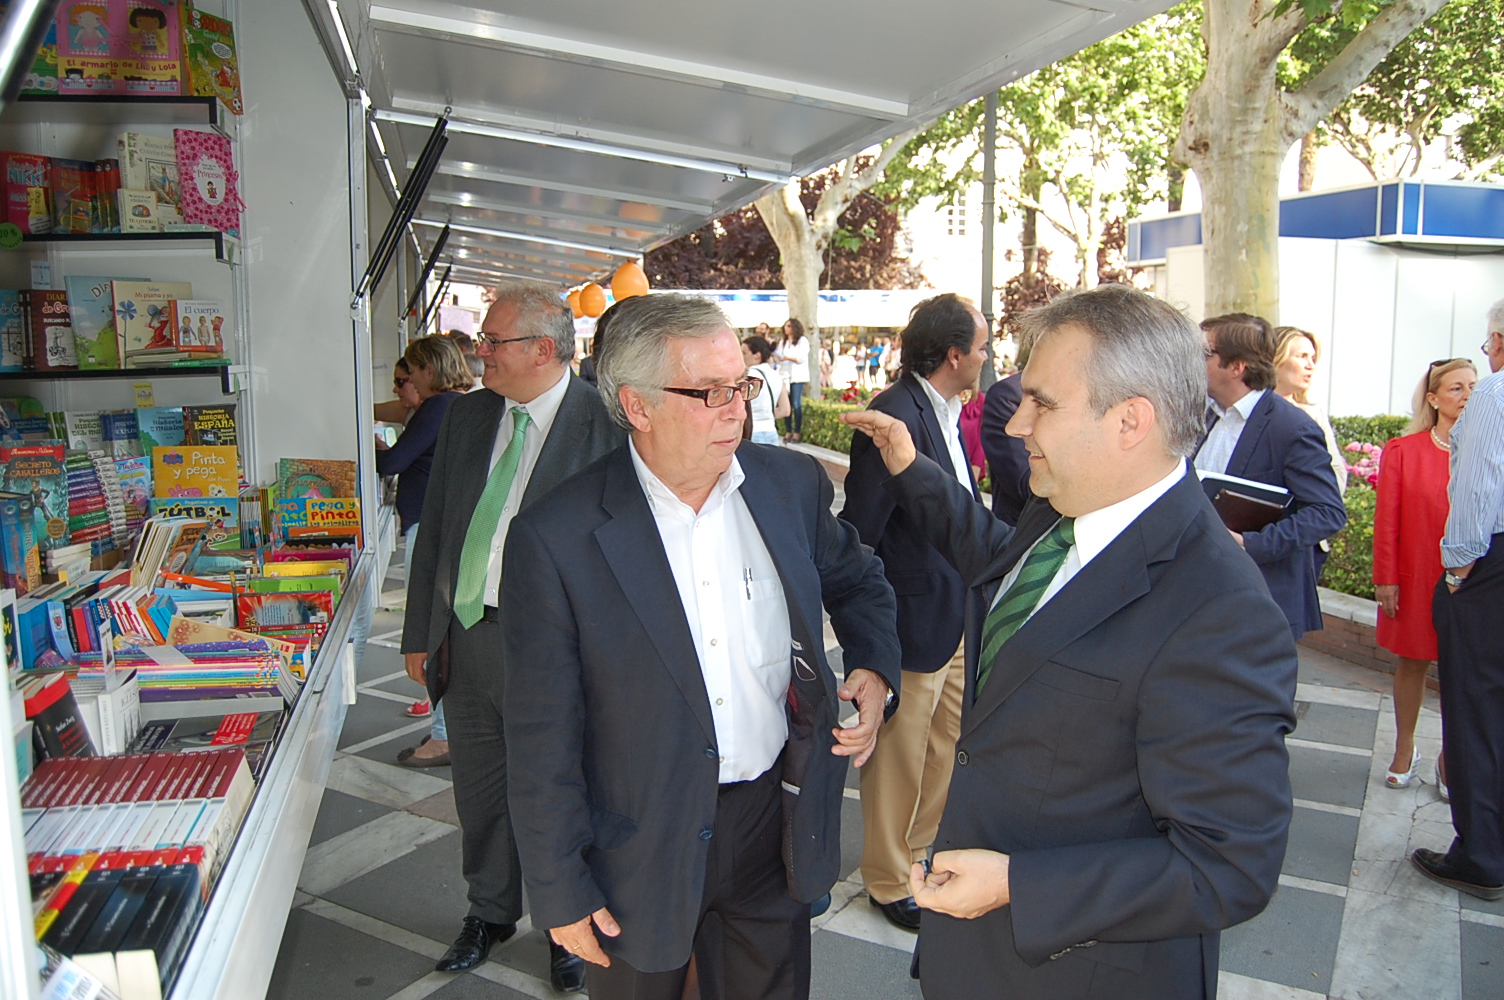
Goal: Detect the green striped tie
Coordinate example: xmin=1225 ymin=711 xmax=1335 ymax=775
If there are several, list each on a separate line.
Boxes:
xmin=453 ymin=407 xmax=531 ymax=629
xmin=975 ymin=517 xmax=1076 ymax=695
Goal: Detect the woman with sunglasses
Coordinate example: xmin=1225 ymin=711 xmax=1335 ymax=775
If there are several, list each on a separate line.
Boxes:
xmin=1374 ymin=358 xmax=1478 ymax=793
xmin=376 ymin=336 xmax=472 ymax=763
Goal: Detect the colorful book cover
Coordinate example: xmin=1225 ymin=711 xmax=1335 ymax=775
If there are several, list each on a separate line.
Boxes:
xmin=0 ymin=491 xmax=41 ymax=595
xmin=23 ymin=290 xmax=78 ymax=371
xmin=50 ymin=159 xmax=97 ymax=235
xmin=182 ymin=404 xmax=235 ymax=446
xmin=5 ymin=153 xmax=53 ymax=235
xmin=116 ymin=188 xmax=158 ymax=233
xmin=56 ymin=0 xmax=123 ymax=95
xmin=181 ymin=8 xmax=240 ymax=113
xmin=173 ymin=130 xmax=239 ymax=237
xmin=134 ymin=407 xmax=184 ymax=453
xmin=118 ymin=0 xmax=181 ymax=96
xmin=168 ymin=300 xmax=225 ymax=354
xmin=115 ymin=456 xmax=151 ymax=524
xmin=236 ymin=591 xmax=333 ymax=631
xmin=0 ymin=291 xmax=24 ymax=372
xmin=149 ymin=498 xmax=236 ymax=550
xmin=66 ymin=275 xmax=146 ymax=370
xmin=274 ymin=497 xmax=359 ymax=533
xmin=92 ymin=159 xmax=121 ymax=232
xmin=62 ymin=412 xmax=104 ymax=452
xmin=99 ymin=410 xmax=142 ymax=458
xmin=0 ymin=443 xmax=68 ymax=549
xmin=151 ymin=445 xmax=237 ymax=499
xmin=20 ymin=20 xmax=59 ymax=95
xmin=276 ymin=459 xmax=356 ymax=500
xmin=116 ymin=132 xmax=180 ymax=221
xmin=112 ymin=280 xmax=192 ymax=361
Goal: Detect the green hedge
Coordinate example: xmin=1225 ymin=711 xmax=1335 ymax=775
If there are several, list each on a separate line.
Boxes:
xmin=1332 ymin=414 xmax=1408 ymax=449
xmin=801 ymin=397 xmax=863 ymax=454
xmin=1321 ymin=482 xmax=1377 ymax=600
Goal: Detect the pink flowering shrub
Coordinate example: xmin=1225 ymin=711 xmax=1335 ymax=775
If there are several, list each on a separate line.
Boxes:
xmin=1344 ymin=441 xmax=1382 ymax=486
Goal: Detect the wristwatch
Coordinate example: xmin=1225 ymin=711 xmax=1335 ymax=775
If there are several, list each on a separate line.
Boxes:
xmin=1444 ymin=571 xmax=1467 ymax=588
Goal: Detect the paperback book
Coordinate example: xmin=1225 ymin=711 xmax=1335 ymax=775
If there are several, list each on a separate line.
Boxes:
xmin=118 ymin=0 xmax=182 ymax=96
xmin=173 ymin=130 xmax=238 ymax=237
xmin=66 ymin=275 xmax=146 ymax=370
xmin=182 ymin=405 xmax=234 ymax=446
xmin=116 ymin=133 xmax=181 ymax=225
xmin=5 ymin=152 xmax=53 ymax=234
xmin=0 ymin=442 xmax=69 ymax=549
xmin=276 ymin=459 xmax=356 ymax=501
xmin=55 ymin=0 xmax=121 ymax=95
xmin=112 ymin=281 xmax=191 ymax=364
xmin=148 ymin=498 xmax=236 ymax=550
xmin=134 ymin=408 xmax=183 ymax=454
xmin=181 ymin=8 xmax=242 ymax=114
xmin=0 ymin=290 xmax=25 ymax=371
xmin=167 ymin=301 xmax=225 ymax=355
xmin=151 ymin=446 xmax=237 ymax=500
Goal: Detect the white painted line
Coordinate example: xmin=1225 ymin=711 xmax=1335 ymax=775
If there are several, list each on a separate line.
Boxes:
xmin=470 ymin=958 xmax=571 ymax=1000
xmin=1460 ymin=909 xmax=1504 ymax=928
xmin=356 ymin=686 xmax=421 ymax=706
xmin=1278 ymin=873 xmax=1348 ymax=898
xmin=360 ymin=669 xmax=410 ymax=687
xmin=325 ymin=752 xmax=450 ymax=808
xmin=369 ymin=628 xmax=405 ymax=643
xmin=1288 ymin=737 xmax=1373 ymax=758
xmin=381 ymin=971 xmax=453 ymax=1000
xmin=1295 ymin=683 xmax=1382 ymax=712
xmin=369 ymin=639 xmax=402 ymax=649
xmin=1216 ymin=969 xmax=1326 ymax=1000
xmin=303 ymin=897 xmax=448 ymax=960
xmin=339 ymin=719 xmax=431 ymax=755
xmin=299 ymin=812 xmax=454 ymax=895
xmin=1293 ymin=798 xmax=1363 ymax=818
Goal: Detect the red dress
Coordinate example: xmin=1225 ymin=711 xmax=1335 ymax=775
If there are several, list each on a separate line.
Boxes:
xmin=1374 ymin=431 xmax=1450 ymax=660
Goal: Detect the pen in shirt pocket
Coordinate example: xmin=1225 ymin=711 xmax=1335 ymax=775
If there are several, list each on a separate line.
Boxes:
xmin=743 ymin=567 xmax=753 ymax=600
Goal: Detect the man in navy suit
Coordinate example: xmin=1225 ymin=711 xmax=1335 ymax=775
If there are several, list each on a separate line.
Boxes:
xmin=843 ymin=284 xmax=1296 ymax=1000
xmin=981 ymin=338 xmax=1035 ymax=526
xmin=1194 ymin=314 xmax=1346 ymax=638
xmin=501 ymin=294 xmax=902 ymax=1000
xmin=840 ymin=293 xmax=989 ymax=930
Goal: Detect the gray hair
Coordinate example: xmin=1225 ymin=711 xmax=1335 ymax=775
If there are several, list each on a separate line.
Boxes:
xmin=490 ymin=280 xmax=575 ymax=364
xmin=597 ymin=293 xmax=731 ymax=428
xmin=1487 ymin=296 xmax=1504 ymax=336
xmin=1020 ymin=284 xmax=1207 ymax=457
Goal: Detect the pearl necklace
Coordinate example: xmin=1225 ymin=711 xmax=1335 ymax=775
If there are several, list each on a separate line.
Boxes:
xmin=1431 ymin=428 xmax=1451 ymax=451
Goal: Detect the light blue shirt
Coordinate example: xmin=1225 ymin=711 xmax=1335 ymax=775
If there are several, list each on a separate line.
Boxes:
xmin=1442 ymin=370 xmax=1504 ymax=568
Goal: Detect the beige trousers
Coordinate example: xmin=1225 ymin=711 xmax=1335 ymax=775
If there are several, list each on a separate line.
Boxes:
xmin=858 ymin=645 xmax=966 ymax=904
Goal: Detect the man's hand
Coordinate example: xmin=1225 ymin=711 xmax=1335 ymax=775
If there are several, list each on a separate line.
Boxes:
xmin=834 ymin=668 xmax=889 ymax=767
xmin=1228 ymin=529 xmax=1246 ymax=548
xmin=909 ymin=849 xmax=1011 ymax=920
xmin=1376 ymin=584 xmax=1399 ymax=618
xmin=404 ymin=652 xmax=427 ymax=686
xmin=550 ymin=908 xmax=621 ymax=967
xmin=841 ymin=411 xmax=917 ymax=476
xmin=1446 ymin=562 xmax=1475 ymax=594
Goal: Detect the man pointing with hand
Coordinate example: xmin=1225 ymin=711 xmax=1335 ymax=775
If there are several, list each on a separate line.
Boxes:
xmin=843 ymin=285 xmax=1296 ymax=1000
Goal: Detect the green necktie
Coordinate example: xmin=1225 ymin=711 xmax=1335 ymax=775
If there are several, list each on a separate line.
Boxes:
xmin=453 ymin=407 xmax=531 ymax=629
xmin=975 ymin=517 xmax=1076 ymax=695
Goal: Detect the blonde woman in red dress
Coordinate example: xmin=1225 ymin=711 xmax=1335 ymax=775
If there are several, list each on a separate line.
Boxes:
xmin=1374 ymin=359 xmax=1478 ymax=791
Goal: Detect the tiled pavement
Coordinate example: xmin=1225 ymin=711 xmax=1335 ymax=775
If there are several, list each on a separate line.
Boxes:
xmin=267 ymin=545 xmax=1504 ymax=1000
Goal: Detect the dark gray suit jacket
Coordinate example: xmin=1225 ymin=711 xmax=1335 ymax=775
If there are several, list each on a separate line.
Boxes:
xmin=400 ymin=373 xmax=625 ymax=701
xmin=500 ymin=443 xmax=902 ymax=973
xmin=890 ymin=455 xmax=1296 ymax=1000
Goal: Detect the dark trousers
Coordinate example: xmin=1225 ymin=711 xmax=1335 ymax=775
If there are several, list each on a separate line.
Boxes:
xmin=588 ymin=766 xmax=811 ymax=1000
xmin=441 ymin=612 xmax=524 ymax=924
xmin=1434 ymin=532 xmax=1504 ymax=885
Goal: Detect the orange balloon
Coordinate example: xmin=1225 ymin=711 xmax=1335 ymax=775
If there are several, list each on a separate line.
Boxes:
xmin=567 ymin=288 xmax=583 ymax=318
xmin=579 ymin=282 xmax=607 ymax=318
xmin=611 ymin=261 xmax=649 ymax=301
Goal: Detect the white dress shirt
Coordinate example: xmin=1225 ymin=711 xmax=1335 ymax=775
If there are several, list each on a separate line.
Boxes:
xmin=482 ymin=368 xmax=572 ymax=607
xmin=990 ymin=461 xmax=1186 ymax=619
xmin=629 ymin=442 xmax=792 ymax=783
xmin=916 ymin=375 xmax=971 ymax=485
xmin=1195 ymin=388 xmax=1266 ymax=476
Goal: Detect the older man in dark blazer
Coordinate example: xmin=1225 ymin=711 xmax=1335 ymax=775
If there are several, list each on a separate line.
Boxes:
xmin=841 ymin=293 xmax=989 ymax=930
xmin=502 ymin=294 xmax=901 ymax=1000
xmin=1194 ymin=314 xmax=1346 ymax=638
xmin=401 ymin=281 xmax=624 ymax=985
xmin=845 ymin=284 xmax=1296 ymax=1000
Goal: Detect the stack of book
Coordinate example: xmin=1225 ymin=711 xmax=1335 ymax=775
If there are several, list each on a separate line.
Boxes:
xmin=64 ymin=451 xmax=116 ymax=554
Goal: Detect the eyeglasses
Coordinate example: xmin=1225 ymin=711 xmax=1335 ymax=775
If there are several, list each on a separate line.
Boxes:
xmin=477 ymin=333 xmax=543 ymax=349
xmin=662 ymin=377 xmax=763 ymax=408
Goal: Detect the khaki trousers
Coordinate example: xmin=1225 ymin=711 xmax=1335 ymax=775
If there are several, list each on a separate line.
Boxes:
xmin=859 ymin=645 xmax=966 ymax=903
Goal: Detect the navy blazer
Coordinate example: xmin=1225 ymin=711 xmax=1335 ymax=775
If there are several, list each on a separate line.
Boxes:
xmin=889 ymin=456 xmax=1296 ymax=1000
xmin=841 ymin=372 xmax=984 ymax=673
xmin=981 ymin=374 xmax=1032 ymax=526
xmin=1217 ymin=392 xmax=1347 ymax=637
xmin=501 ymin=443 xmax=901 ymax=973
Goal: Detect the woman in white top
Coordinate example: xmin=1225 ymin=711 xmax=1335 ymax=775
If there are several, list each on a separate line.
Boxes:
xmin=774 ymin=318 xmax=811 ymax=442
xmin=741 ymin=335 xmax=788 ymax=445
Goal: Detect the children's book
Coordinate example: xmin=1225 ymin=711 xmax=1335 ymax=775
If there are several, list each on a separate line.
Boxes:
xmin=174 ymin=129 xmax=239 ymax=237
xmin=65 ymin=275 xmax=147 ymax=370
xmin=115 ymin=456 xmax=151 ymax=524
xmin=56 ymin=0 xmax=122 ymax=95
xmin=0 ymin=443 xmax=68 ymax=549
xmin=118 ymin=0 xmax=181 ymax=96
xmin=149 ymin=497 xmax=237 ymax=550
xmin=112 ymin=280 xmax=191 ymax=363
xmin=20 ymin=20 xmax=58 ymax=95
xmin=276 ymin=459 xmax=356 ymax=500
xmin=183 ymin=404 xmax=235 ymax=446
xmin=99 ymin=410 xmax=142 ymax=458
xmin=49 ymin=159 xmax=96 ymax=235
xmin=0 ymin=291 xmax=24 ymax=372
xmin=117 ymin=188 xmax=158 ymax=233
xmin=0 ymin=491 xmax=41 ymax=595
xmin=116 ymin=132 xmax=181 ymax=223
xmin=22 ymin=290 xmax=77 ymax=371
xmin=5 ymin=153 xmax=53 ymax=234
xmin=61 ymin=412 xmax=104 ymax=452
xmin=181 ymin=8 xmax=240 ymax=114
xmin=92 ymin=158 xmax=120 ymax=232
xmin=135 ymin=407 xmax=184 ymax=453
xmin=151 ymin=445 xmax=237 ymax=499
xmin=168 ymin=300 xmax=226 ymax=355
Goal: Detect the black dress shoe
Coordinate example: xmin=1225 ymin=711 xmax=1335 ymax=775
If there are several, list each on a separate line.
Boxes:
xmin=548 ymin=940 xmax=587 ymax=993
xmin=1412 ymin=848 xmax=1504 ymax=901
xmin=871 ymin=895 xmax=921 ymax=931
xmin=435 ymin=916 xmax=518 ymax=972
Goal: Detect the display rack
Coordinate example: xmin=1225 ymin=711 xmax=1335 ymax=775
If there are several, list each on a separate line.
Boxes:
xmin=19 ymin=232 xmax=236 ymax=264
xmin=4 ymin=95 xmax=226 ymax=131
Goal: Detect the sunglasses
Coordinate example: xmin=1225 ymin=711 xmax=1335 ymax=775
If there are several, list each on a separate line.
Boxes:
xmin=394 ymin=376 xmax=412 ymax=388
xmin=662 ymin=376 xmax=763 ymax=408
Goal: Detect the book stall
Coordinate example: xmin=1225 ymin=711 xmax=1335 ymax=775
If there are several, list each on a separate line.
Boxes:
xmin=0 ymin=2 xmax=384 ymax=998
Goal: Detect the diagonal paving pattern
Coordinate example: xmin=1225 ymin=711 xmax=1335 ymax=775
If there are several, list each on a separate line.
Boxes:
xmin=267 ymin=555 xmax=1503 ymax=1000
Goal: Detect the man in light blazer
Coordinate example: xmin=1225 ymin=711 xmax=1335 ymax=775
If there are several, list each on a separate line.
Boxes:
xmin=401 ymin=281 xmax=625 ymax=985
xmin=501 ymin=294 xmax=902 ymax=1000
xmin=845 ymin=284 xmax=1297 ymax=1000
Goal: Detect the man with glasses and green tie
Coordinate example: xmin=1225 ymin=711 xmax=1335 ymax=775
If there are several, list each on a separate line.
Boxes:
xmin=843 ymin=284 xmax=1297 ymax=1000
xmin=401 ymin=280 xmax=623 ymax=988
xmin=500 ymin=293 xmax=900 ymax=1000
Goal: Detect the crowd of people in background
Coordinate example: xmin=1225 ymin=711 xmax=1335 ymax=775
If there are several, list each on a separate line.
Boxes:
xmin=369 ymin=281 xmax=1504 ymax=1000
